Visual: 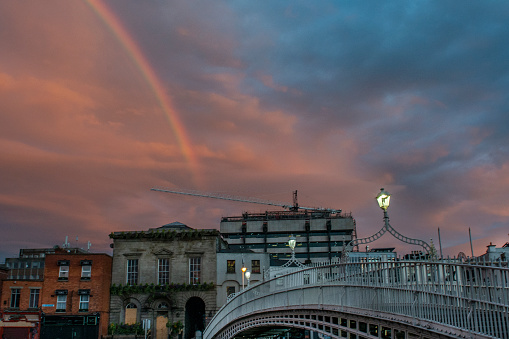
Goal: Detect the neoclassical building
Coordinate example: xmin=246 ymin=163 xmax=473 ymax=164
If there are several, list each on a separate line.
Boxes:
xmin=109 ymin=222 xmax=226 ymax=339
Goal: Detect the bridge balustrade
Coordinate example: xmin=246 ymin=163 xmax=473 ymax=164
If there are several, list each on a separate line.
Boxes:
xmin=205 ymin=260 xmax=508 ymax=339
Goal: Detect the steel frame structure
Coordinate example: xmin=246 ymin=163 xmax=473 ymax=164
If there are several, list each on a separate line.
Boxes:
xmin=205 ymin=259 xmax=509 ymax=339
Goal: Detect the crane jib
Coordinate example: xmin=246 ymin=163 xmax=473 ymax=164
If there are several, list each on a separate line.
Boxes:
xmin=150 ymin=188 xmax=341 ymax=214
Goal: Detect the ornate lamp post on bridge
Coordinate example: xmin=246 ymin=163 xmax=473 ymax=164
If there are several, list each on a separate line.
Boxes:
xmin=281 ymin=235 xmax=306 ymax=268
xmin=345 ymin=188 xmax=431 ymax=260
xmin=376 ymin=187 xmax=391 ymax=212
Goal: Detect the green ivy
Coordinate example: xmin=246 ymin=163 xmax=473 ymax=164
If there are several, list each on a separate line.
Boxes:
xmin=108 ymin=322 xmax=143 ymax=335
xmin=167 ymin=320 xmax=184 ymax=337
xmin=109 ymin=229 xmax=219 ymax=240
xmin=110 ymin=282 xmax=215 ymax=295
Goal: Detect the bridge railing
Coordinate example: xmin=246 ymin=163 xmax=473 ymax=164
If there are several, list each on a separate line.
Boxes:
xmin=206 ymin=259 xmax=509 ymax=339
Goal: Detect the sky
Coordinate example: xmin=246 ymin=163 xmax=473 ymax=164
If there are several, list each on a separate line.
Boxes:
xmin=1 ymin=1 xmax=508 ymax=262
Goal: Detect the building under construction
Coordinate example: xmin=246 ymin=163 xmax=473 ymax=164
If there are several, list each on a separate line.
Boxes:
xmin=151 ymin=188 xmax=357 ymax=265
xmin=220 ymin=209 xmax=356 ymax=265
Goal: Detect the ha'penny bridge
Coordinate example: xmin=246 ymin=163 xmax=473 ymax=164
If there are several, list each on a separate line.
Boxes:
xmin=204 ymin=258 xmax=509 ymax=339
xmin=204 ymin=188 xmax=508 ymax=339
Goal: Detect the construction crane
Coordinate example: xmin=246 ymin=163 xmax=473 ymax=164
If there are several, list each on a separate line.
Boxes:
xmin=150 ymin=188 xmax=342 ymax=214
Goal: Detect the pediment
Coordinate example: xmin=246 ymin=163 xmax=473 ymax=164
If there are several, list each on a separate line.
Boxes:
xmin=153 ymin=248 xmax=173 ymax=256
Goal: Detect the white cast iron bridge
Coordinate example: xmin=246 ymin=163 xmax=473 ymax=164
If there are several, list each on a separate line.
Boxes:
xmin=204 ymin=259 xmax=509 ymax=339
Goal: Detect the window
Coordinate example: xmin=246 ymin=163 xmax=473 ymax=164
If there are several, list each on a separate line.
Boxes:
xmin=189 ymin=257 xmax=201 ymax=284
xmin=226 ymin=260 xmax=235 ymax=273
xmin=56 ymin=295 xmax=67 ymax=312
xmin=59 ymin=265 xmax=69 ymax=280
xmin=29 ymin=289 xmax=40 ymax=308
xmin=226 ymin=286 xmax=235 ymax=297
xmin=126 ymin=259 xmax=139 ymax=285
xmin=78 ymin=289 xmax=90 ymax=311
xmin=81 ymin=265 xmax=91 ymax=279
xmin=125 ymin=303 xmax=137 ymax=325
xmin=158 ymin=258 xmax=170 ymax=285
xmin=251 ymin=260 xmax=260 ymax=273
xmin=10 ymin=289 xmax=21 ymax=308
xmin=79 ymin=295 xmax=89 ymax=311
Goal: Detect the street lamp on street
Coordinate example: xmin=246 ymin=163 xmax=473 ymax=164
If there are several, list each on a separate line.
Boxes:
xmin=245 ymin=271 xmax=251 ymax=287
xmin=241 ymin=265 xmax=247 ymax=290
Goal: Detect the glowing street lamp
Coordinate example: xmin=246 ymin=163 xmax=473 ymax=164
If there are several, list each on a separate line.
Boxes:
xmin=241 ymin=265 xmax=247 ymax=289
xmin=281 ymin=234 xmax=305 ymax=268
xmin=288 ymin=235 xmax=297 ymax=253
xmin=245 ymin=271 xmax=251 ymax=287
xmin=376 ymin=188 xmax=391 ymax=211
xmin=344 ymin=188 xmax=431 ymax=260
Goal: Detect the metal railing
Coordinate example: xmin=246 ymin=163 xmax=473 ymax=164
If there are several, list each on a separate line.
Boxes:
xmin=205 ymin=259 xmax=509 ymax=338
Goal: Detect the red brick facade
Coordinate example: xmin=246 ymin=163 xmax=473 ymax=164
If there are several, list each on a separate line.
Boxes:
xmin=1 ymin=280 xmax=43 ymax=311
xmin=0 ymin=280 xmax=43 ymax=339
xmin=41 ymin=253 xmax=112 ymax=337
xmin=0 ymin=265 xmax=8 ymax=308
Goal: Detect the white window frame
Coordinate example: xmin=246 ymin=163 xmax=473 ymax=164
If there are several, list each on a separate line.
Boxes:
xmin=158 ymin=258 xmax=170 ymax=285
xmin=56 ymin=295 xmax=67 ymax=311
xmin=126 ymin=259 xmax=139 ymax=285
xmin=59 ymin=265 xmax=69 ymax=279
xmin=81 ymin=265 xmax=91 ymax=279
xmin=189 ymin=257 xmax=201 ymax=285
xmin=79 ymin=294 xmax=89 ymax=311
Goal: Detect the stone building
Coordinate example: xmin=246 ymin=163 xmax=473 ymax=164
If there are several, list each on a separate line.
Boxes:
xmin=109 ymin=222 xmax=225 ymax=339
xmin=477 ymin=242 xmax=509 ymax=262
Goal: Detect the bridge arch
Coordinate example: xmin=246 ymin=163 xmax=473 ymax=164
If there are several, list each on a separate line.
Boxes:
xmin=221 ymin=307 xmax=462 ymax=339
xmin=205 ymin=260 xmax=509 ymax=339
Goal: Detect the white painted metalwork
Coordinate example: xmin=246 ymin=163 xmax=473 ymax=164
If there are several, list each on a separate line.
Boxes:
xmin=205 ymin=259 xmax=509 ymax=339
xmin=346 ymin=208 xmax=431 ymax=259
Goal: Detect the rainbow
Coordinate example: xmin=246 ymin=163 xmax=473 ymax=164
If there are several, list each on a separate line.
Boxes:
xmin=85 ymin=0 xmax=200 ymax=184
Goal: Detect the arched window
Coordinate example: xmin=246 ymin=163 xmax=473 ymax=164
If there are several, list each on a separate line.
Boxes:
xmin=125 ymin=303 xmax=137 ymax=324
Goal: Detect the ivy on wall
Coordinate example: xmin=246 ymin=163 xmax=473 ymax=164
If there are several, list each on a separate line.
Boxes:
xmin=110 ymin=282 xmax=215 ymax=295
xmin=109 ymin=229 xmax=219 ymax=240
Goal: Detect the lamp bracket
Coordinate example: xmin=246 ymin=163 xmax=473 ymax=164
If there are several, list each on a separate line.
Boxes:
xmin=344 ymin=212 xmax=431 ymax=261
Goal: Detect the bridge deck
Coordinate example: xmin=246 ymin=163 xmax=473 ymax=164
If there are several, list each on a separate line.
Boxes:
xmin=205 ymin=259 xmax=509 ymax=339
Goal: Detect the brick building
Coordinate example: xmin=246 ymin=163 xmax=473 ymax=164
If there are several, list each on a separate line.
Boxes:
xmin=109 ymin=222 xmax=225 ymax=339
xmin=0 ymin=248 xmax=63 ymax=339
xmin=39 ymin=252 xmax=112 ymax=339
xmin=0 ymin=264 xmax=8 ymax=304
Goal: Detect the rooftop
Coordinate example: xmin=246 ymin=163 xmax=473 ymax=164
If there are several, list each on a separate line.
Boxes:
xmin=221 ymin=210 xmax=352 ymax=222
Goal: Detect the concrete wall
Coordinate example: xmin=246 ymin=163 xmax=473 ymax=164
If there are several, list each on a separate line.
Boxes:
xmin=216 ymin=252 xmax=270 ymax=307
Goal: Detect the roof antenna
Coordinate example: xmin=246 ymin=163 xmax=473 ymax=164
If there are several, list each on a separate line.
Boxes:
xmin=292 ymin=190 xmax=299 ymax=211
